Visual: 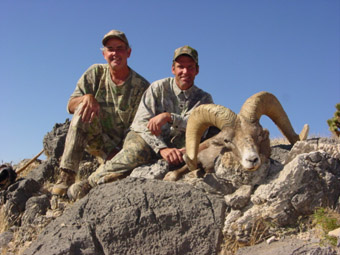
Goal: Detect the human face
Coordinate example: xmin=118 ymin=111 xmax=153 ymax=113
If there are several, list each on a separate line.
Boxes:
xmin=102 ymin=38 xmax=131 ymax=71
xmin=172 ymin=55 xmax=199 ymax=90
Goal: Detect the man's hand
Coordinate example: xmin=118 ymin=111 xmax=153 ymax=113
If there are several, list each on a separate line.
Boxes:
xmin=77 ymin=95 xmax=100 ymax=123
xmin=147 ymin=112 xmax=172 ymax=136
xmin=160 ymin=148 xmax=184 ymax=165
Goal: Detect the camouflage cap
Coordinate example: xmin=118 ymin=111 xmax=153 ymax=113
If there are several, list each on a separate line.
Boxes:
xmin=102 ymin=30 xmax=129 ymax=47
xmin=173 ymin=45 xmax=198 ymax=64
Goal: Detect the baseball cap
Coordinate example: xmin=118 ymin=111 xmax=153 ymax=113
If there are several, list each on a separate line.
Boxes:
xmin=102 ymin=30 xmax=129 ymax=47
xmin=173 ymin=45 xmax=198 ymax=64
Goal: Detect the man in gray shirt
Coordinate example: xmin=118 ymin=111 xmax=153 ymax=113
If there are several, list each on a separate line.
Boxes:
xmin=69 ymin=45 xmax=213 ymax=200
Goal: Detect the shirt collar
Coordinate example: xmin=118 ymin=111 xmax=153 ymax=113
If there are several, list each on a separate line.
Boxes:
xmin=171 ymin=78 xmax=197 ymax=99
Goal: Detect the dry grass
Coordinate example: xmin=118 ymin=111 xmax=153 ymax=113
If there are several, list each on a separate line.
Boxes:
xmin=1 ymin=228 xmax=36 ymax=255
xmin=221 ymin=217 xmax=274 ymax=254
xmin=270 ymin=136 xmax=290 ymax=146
xmin=269 ymin=133 xmax=337 ymax=147
xmin=0 ymin=208 xmax=54 ymax=255
xmin=13 ymin=160 xmax=42 ymax=178
xmin=0 ymin=207 xmax=7 ymax=233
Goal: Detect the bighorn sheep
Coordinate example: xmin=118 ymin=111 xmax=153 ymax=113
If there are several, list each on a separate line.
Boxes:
xmin=163 ymin=91 xmax=309 ymax=181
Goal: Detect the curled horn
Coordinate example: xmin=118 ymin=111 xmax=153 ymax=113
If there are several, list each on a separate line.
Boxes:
xmin=239 ymin=91 xmax=309 ymax=144
xmin=184 ymin=104 xmax=237 ymax=171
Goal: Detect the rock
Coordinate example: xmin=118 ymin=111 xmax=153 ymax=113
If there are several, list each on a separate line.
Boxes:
xmin=2 ymin=126 xmax=340 ymax=255
xmin=266 ymin=236 xmax=278 ymax=244
xmin=0 ymin=231 xmax=13 ymax=252
xmin=25 ymin=158 xmax=59 ymax=184
xmin=42 ymin=119 xmax=102 ymax=182
xmin=329 ymin=227 xmax=340 ymax=238
xmin=236 ymin=237 xmax=336 ymax=255
xmin=22 ymin=178 xmax=226 ymax=255
xmin=284 ymin=138 xmax=340 ymax=165
xmin=42 ymin=119 xmax=70 ymax=159
xmin=1 ymin=178 xmax=40 ymax=227
xmin=224 ymin=185 xmax=252 ymax=209
xmin=21 ymin=195 xmax=50 ymax=226
xmin=130 ymin=159 xmax=169 ymax=179
xmin=202 ymin=173 xmax=235 ymax=195
xmin=270 ymin=144 xmax=292 ymax=164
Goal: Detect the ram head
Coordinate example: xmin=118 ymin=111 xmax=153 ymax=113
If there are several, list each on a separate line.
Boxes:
xmin=164 ymin=91 xmax=309 ymax=181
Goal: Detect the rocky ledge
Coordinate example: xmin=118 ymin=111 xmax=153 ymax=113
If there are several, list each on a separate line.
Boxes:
xmin=0 ymin=120 xmax=339 ymax=254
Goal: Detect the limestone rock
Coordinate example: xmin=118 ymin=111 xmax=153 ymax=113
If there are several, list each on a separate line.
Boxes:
xmin=224 ymin=185 xmax=252 ymax=209
xmin=223 ymin=149 xmax=340 ymax=242
xmin=130 ymin=159 xmax=169 ymax=179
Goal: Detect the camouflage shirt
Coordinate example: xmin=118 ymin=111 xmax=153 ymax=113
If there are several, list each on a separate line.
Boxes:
xmin=130 ymin=77 xmax=213 ymax=153
xmin=69 ymin=64 xmax=150 ymax=148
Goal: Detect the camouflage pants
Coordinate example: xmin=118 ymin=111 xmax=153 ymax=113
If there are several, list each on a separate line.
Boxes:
xmin=60 ymin=104 xmax=117 ymax=173
xmin=88 ymin=131 xmax=156 ymax=187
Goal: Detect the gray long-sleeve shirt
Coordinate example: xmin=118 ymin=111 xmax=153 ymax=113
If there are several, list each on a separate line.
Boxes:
xmin=130 ymin=77 xmax=213 ymax=153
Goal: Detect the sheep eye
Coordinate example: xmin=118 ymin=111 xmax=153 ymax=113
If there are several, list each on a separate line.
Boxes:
xmin=223 ymin=138 xmax=231 ymax=144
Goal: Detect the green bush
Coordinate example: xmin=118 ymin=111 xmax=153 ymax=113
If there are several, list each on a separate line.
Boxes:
xmin=313 ymin=207 xmax=340 ymax=246
xmin=327 ymin=103 xmax=340 ymax=137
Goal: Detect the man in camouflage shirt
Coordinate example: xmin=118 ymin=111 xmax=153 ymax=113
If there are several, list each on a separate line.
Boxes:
xmin=78 ymin=45 xmax=214 ymax=192
xmin=52 ymin=30 xmax=150 ymax=197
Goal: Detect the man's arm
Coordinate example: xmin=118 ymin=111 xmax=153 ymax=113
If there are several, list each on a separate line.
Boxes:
xmin=146 ymin=112 xmax=185 ymax=165
xmin=159 ymin=147 xmax=185 ymax=165
xmin=131 ymin=82 xmax=169 ymax=151
xmin=157 ymin=91 xmax=213 ymax=165
xmin=147 ymin=112 xmax=172 ymax=136
xmin=68 ymin=94 xmax=100 ymax=123
xmin=131 ymin=80 xmax=185 ymax=165
xmin=67 ymin=64 xmax=102 ymax=122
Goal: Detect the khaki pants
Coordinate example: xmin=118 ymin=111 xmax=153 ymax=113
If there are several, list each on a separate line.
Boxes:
xmin=88 ymin=131 xmax=156 ymax=187
xmin=60 ymin=104 xmax=117 ymax=172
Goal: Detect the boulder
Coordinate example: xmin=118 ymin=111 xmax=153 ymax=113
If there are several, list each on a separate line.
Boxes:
xmin=43 ymin=120 xmax=70 ymax=159
xmin=22 ymin=178 xmax=226 ymax=255
xmin=0 ymin=178 xmax=40 ymax=227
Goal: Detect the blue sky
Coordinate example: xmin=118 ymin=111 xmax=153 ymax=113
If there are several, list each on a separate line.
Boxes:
xmin=0 ymin=0 xmax=339 ymax=164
